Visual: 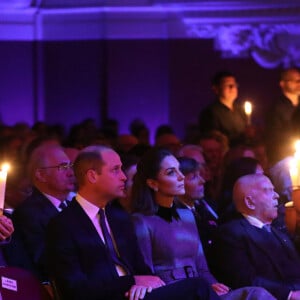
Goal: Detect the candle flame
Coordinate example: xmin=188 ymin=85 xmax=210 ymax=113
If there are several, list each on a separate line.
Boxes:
xmin=1 ymin=163 xmax=10 ymax=172
xmin=290 ymin=158 xmax=298 ymax=176
xmin=295 ymin=140 xmax=300 ymax=151
xmin=244 ymin=101 xmax=252 ymax=116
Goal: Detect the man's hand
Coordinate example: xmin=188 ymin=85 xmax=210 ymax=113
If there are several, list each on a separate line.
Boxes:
xmin=0 ymin=215 xmax=14 ymax=241
xmin=211 ymin=283 xmax=231 ymax=296
xmin=124 ymin=276 xmax=165 ymax=300
xmin=290 ymin=291 xmax=300 ymax=300
xmin=125 ymin=285 xmax=152 ymax=300
xmin=134 ymin=275 xmax=165 ymax=289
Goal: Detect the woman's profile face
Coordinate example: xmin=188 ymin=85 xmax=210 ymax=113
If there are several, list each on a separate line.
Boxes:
xmin=151 ymin=155 xmax=185 ymax=197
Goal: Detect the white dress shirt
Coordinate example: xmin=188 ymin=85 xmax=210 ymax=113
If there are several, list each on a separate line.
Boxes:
xmin=76 ymin=193 xmax=126 ymax=276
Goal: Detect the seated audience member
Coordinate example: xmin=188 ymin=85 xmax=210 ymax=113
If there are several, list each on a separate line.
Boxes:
xmin=115 ymin=134 xmax=139 ymax=155
xmin=176 ymin=157 xmax=218 ymax=268
xmin=250 ymin=139 xmax=269 ymax=173
xmin=155 ymin=133 xmax=181 ymax=155
xmin=215 ymin=174 xmax=300 ymax=300
xmin=217 ymin=157 xmax=263 ymax=222
xmin=198 ymin=131 xmax=228 ymax=202
xmin=176 ymin=144 xmax=212 ymax=190
xmin=64 ymin=147 xmax=79 ymax=163
xmin=113 ymin=154 xmax=139 ymax=213
xmin=177 ymin=144 xmax=206 ymax=165
xmin=129 ymin=119 xmax=150 ymax=146
xmin=131 ymin=148 xmax=273 ymax=300
xmin=46 ymin=145 xmax=220 ymax=300
xmin=12 ymin=143 xmax=75 ymax=281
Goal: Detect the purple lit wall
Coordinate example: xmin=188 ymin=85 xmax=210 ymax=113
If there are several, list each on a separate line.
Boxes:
xmin=0 ymin=38 xmax=281 ymax=142
xmin=0 ymin=42 xmax=35 ymax=125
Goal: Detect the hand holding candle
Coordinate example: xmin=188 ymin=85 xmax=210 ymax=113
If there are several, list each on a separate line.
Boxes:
xmin=0 ymin=163 xmax=10 ymax=214
xmin=244 ymin=101 xmax=252 ymax=125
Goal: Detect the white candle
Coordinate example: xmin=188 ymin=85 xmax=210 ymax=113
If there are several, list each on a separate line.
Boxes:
xmin=290 ymin=140 xmax=300 ymax=188
xmin=0 ymin=163 xmax=9 ymax=212
xmin=244 ymin=101 xmax=252 ymax=125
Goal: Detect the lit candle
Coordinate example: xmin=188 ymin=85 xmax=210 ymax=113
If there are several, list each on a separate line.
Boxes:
xmin=0 ymin=163 xmax=10 ymax=213
xmin=244 ymin=101 xmax=252 ymax=125
xmin=290 ymin=140 xmax=300 ymax=188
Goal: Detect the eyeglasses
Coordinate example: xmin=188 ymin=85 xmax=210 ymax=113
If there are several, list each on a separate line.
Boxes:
xmin=39 ymin=162 xmax=73 ymax=171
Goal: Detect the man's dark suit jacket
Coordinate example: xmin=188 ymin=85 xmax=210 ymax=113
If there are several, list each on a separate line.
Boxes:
xmin=11 ymin=188 xmax=60 ymax=281
xmin=175 ymin=199 xmax=218 ymax=268
xmin=46 ymin=200 xmax=151 ymax=300
xmin=215 ymin=214 xmax=300 ymax=300
xmin=46 ymin=200 xmax=219 ymax=300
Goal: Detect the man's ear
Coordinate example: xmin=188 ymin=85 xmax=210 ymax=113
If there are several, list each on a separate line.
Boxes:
xmin=35 ymin=169 xmax=47 ymax=183
xmin=146 ymin=179 xmax=158 ymax=192
xmin=86 ymin=169 xmax=98 ymax=184
xmin=244 ymin=195 xmax=255 ymax=210
xmin=279 ymin=80 xmax=284 ymax=89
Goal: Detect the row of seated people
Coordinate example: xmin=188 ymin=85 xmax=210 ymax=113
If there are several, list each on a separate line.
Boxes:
xmin=0 ymin=138 xmax=300 ymax=299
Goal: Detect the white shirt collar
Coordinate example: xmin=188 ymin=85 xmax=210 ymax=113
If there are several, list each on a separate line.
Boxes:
xmin=43 ymin=193 xmax=63 ymax=211
xmin=242 ymin=213 xmax=267 ymax=229
xmin=76 ymin=193 xmax=100 ymax=221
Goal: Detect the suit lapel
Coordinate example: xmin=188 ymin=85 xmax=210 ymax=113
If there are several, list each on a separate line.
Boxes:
xmin=70 ymin=200 xmax=106 ymax=248
xmin=32 ymin=189 xmax=60 ymax=225
xmin=271 ymin=227 xmax=299 ymax=260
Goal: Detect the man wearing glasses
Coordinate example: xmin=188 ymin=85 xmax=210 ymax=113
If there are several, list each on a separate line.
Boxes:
xmin=11 ymin=143 xmax=75 ymax=282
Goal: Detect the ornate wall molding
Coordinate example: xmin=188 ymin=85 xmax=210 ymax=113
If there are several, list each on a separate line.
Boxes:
xmin=1 ymin=1 xmax=300 ymax=68
xmin=186 ymin=24 xmax=300 ymax=68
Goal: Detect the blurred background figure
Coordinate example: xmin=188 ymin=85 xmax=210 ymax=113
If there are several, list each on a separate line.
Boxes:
xmin=129 ymin=118 xmax=150 ymax=146
xmin=113 ymin=153 xmax=139 ymax=213
xmin=198 ymin=71 xmax=247 ymax=143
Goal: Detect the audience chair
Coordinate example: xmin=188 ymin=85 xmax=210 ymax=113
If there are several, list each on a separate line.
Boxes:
xmin=0 ymin=266 xmax=52 ymax=300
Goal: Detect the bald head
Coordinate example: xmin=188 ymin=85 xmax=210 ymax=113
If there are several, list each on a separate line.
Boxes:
xmin=233 ymin=174 xmax=279 ymax=223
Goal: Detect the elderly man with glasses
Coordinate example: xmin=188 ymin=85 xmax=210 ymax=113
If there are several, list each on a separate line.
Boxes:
xmin=11 ymin=143 xmax=76 ymax=282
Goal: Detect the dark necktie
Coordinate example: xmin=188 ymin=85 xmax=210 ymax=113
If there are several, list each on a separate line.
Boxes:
xmin=98 ymin=209 xmax=130 ymax=274
xmin=59 ymin=201 xmax=68 ymax=210
xmin=263 ymin=224 xmax=272 ymax=233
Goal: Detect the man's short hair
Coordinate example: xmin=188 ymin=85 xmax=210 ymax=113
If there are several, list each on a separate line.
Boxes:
xmin=211 ymin=71 xmax=236 ymax=87
xmin=73 ymin=145 xmax=111 ymax=187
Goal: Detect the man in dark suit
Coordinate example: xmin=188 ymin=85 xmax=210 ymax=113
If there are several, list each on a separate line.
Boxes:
xmin=11 ymin=143 xmax=75 ymax=281
xmin=46 ymin=145 xmax=219 ymax=300
xmin=215 ymin=173 xmax=300 ymax=300
xmin=176 ymin=156 xmax=218 ymax=271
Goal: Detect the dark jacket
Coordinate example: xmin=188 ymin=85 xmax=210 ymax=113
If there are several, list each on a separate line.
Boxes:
xmin=215 ymin=214 xmax=300 ymax=300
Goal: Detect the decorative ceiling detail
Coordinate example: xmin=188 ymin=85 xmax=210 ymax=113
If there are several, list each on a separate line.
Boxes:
xmin=186 ymin=24 xmax=300 ymax=68
xmin=1 ymin=1 xmax=300 ymax=68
